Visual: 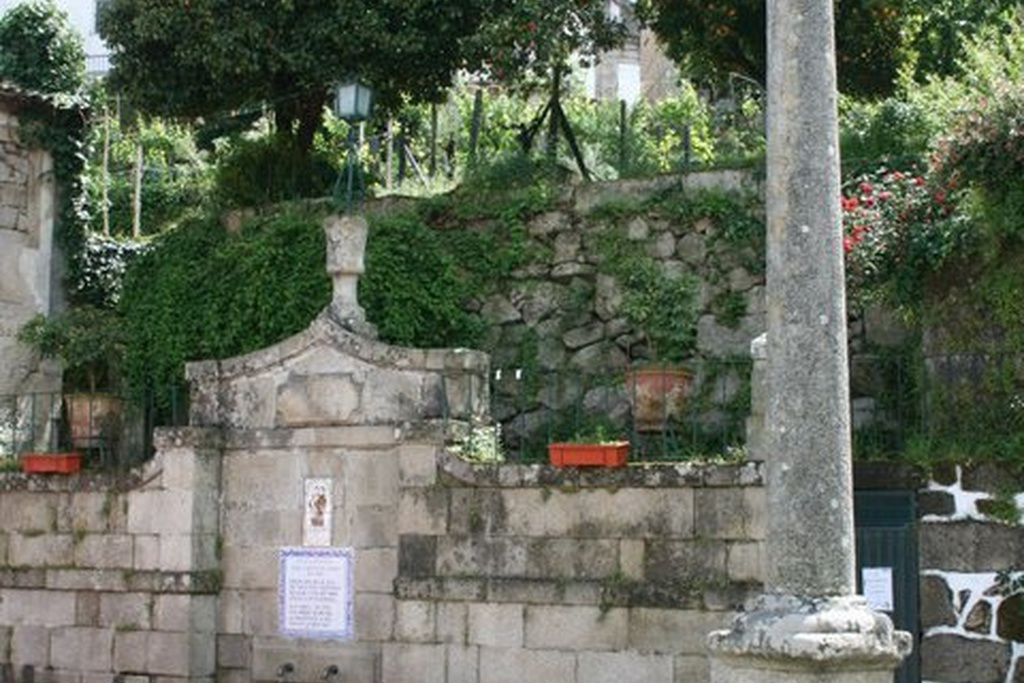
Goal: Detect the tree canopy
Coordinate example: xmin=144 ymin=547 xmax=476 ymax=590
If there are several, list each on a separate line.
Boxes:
xmin=99 ymin=0 xmax=625 ymax=151
xmin=636 ymin=0 xmax=1019 ymax=98
xmin=0 ymin=0 xmax=85 ymax=95
xmin=99 ymin=0 xmax=495 ymax=150
xmin=468 ymin=0 xmax=625 ymax=86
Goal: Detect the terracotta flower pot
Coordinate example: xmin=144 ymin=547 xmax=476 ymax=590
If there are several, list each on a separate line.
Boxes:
xmin=65 ymin=393 xmax=122 ymax=450
xmin=548 ymin=441 xmax=629 ymax=467
xmin=625 ymin=367 xmax=692 ymax=432
xmin=20 ymin=451 xmax=82 ymax=474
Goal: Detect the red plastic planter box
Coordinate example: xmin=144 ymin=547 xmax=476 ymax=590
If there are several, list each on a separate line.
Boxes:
xmin=20 ymin=451 xmax=82 ymax=474
xmin=547 ymin=442 xmax=629 ymax=468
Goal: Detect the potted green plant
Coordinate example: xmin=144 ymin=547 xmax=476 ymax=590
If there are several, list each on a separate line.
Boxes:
xmin=616 ymin=255 xmax=700 ymax=431
xmin=547 ymin=424 xmax=630 ymax=468
xmin=17 ymin=306 xmax=125 ymax=455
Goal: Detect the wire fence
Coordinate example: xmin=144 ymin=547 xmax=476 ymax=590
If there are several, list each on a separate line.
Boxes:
xmin=449 ymin=352 xmax=1024 ymax=465
xmin=486 ymin=359 xmax=752 ymax=464
xmin=6 ymin=352 xmax=1023 ymax=472
xmin=0 ymin=387 xmax=189 ymax=472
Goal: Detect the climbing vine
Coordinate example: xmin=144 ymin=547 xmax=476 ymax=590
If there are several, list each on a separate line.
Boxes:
xmin=16 ymin=95 xmax=91 ymax=301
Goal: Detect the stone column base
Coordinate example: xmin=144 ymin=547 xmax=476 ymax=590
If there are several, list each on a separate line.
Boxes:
xmin=708 ymin=595 xmax=911 ymax=683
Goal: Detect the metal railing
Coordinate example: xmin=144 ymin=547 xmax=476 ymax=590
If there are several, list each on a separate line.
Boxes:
xmin=448 ymin=352 xmax=1024 ymax=464
xmin=0 ymin=387 xmax=189 ymax=472
xmin=7 ymin=351 xmax=1022 ymax=471
xmin=483 ymin=359 xmax=754 ymax=463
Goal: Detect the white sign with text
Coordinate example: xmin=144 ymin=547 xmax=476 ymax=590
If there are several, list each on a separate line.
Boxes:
xmin=861 ymin=566 xmax=894 ymax=612
xmin=278 ymin=547 xmax=354 ymax=639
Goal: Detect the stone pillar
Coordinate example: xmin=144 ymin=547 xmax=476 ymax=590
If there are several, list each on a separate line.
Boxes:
xmin=324 ymin=214 xmax=377 ymax=338
xmin=708 ymin=0 xmax=911 ymax=680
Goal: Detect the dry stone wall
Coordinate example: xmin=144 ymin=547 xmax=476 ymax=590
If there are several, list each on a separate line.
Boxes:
xmin=467 ymin=171 xmax=906 ymax=451
xmin=477 ymin=171 xmax=766 ymax=373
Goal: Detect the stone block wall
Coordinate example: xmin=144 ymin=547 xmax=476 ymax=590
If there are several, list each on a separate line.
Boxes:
xmin=0 ymin=428 xmax=221 ymax=682
xmin=476 ymin=172 xmax=766 ymax=441
xmin=215 ymin=425 xmax=443 ymax=683
xmin=389 ymin=453 xmax=766 ymax=683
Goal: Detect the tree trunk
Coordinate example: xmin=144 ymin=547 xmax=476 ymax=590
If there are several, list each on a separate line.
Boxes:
xmin=274 ymin=89 xmax=328 ymax=151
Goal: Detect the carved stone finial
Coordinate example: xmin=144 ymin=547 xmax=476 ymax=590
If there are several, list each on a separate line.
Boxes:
xmin=323 ymin=214 xmax=377 ymax=338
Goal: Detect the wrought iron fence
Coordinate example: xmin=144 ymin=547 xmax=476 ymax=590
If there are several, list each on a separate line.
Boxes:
xmin=481 ymin=359 xmax=754 ymax=464
xmin=0 ymin=387 xmax=189 ymax=472
xmin=447 ymin=352 xmax=1024 ymax=465
xmin=7 ymin=352 xmax=1023 ymax=471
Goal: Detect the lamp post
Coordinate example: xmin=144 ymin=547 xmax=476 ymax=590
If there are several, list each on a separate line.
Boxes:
xmin=332 ymin=81 xmax=374 ymax=212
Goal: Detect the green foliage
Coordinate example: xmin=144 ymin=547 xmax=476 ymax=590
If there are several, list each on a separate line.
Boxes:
xmin=467 ymin=0 xmax=625 ymax=88
xmin=905 ymin=0 xmax=1019 ymax=84
xmin=635 ymin=0 xmax=765 ymax=91
xmin=709 ymin=88 xmax=766 ymax=167
xmin=98 ymin=0 xmax=497 ymax=150
xmin=17 ymin=306 xmax=125 ymax=392
xmin=85 ymin=104 xmax=213 ymax=236
xmin=839 ymin=97 xmax=933 ymax=166
xmin=361 ymin=211 xmax=486 ymax=348
xmin=586 ymin=186 xmax=763 ymax=364
xmin=119 ymin=208 xmax=332 ymax=402
xmin=934 ymin=84 xmax=1024 ymax=242
xmin=597 ymin=230 xmax=699 ymax=364
xmin=636 ymin=0 xmax=912 ymax=98
xmin=213 ymin=134 xmax=337 ymax=209
xmin=657 ymin=186 xmax=766 ymax=274
xmin=712 ymin=291 xmax=747 ymax=330
xmin=72 ymin=233 xmax=150 ymax=308
xmin=630 ymin=88 xmax=715 ymax=172
xmin=638 ymin=0 xmax=1017 ymax=98
xmin=923 ymin=249 xmax=1024 ymax=352
xmin=905 ymin=11 xmax=1024 ymax=135
xmin=0 ymin=0 xmax=84 ymax=95
xmin=842 ymin=164 xmax=971 ymax=313
xmin=456 ymin=151 xmax=565 ymax=199
xmin=118 ymin=186 xmax=540 ymax=398
xmin=982 ymin=487 xmax=1021 ymax=525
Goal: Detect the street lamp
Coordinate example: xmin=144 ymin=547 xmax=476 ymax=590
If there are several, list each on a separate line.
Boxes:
xmin=332 ymin=81 xmax=375 ymax=211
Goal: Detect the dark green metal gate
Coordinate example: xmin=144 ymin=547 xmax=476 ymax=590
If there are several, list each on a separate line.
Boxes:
xmin=854 ymin=490 xmax=920 ymax=683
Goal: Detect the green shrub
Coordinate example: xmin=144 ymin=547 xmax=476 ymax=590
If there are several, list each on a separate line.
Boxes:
xmin=214 ymin=135 xmax=337 ymax=208
xmin=362 ymin=212 xmax=487 ymax=348
xmin=934 ymin=85 xmax=1024 ymax=241
xmin=72 ymin=233 xmax=150 ymax=308
xmin=0 ymin=0 xmax=84 ymax=95
xmin=119 ymin=207 xmax=331 ymax=402
xmin=840 ymin=96 xmax=933 ymax=167
xmin=118 ymin=196 xmax=531 ymax=399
